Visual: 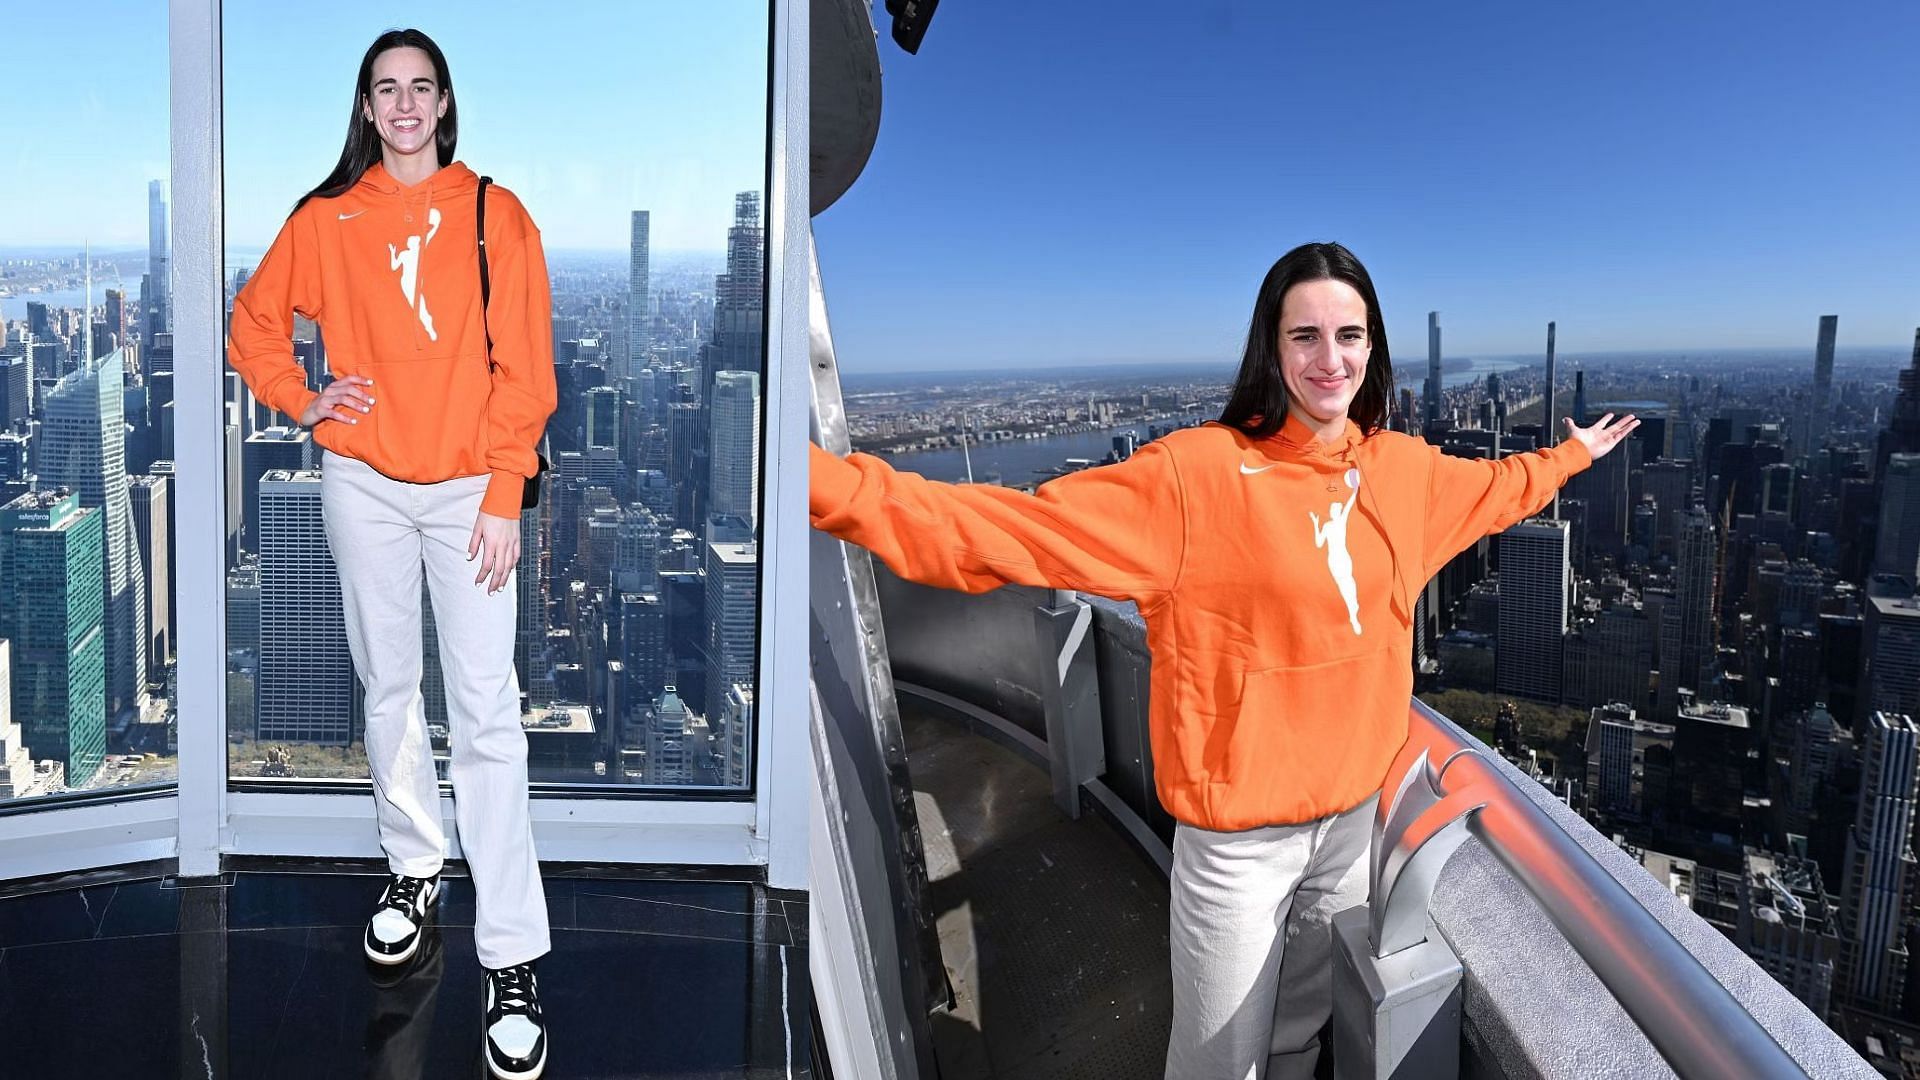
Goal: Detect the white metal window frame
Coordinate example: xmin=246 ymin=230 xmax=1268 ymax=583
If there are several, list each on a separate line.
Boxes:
xmin=0 ymin=0 xmax=806 ymax=893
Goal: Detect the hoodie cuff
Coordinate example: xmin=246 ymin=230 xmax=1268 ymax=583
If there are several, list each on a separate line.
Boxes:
xmin=810 ymin=442 xmax=866 ymax=524
xmin=282 ymin=386 xmax=320 ymax=426
xmin=481 ymin=470 xmax=525 ymax=519
xmin=1551 ymin=436 xmax=1594 ymax=480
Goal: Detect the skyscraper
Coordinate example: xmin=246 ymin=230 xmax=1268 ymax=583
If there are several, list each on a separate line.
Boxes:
xmin=1583 ymin=702 xmax=1672 ymax=818
xmin=723 ymin=684 xmax=752 ymax=789
xmin=1787 ymin=704 xmax=1837 ymax=838
xmin=1861 ymin=592 xmax=1920 ymax=728
xmin=1810 ymin=315 xmax=1837 ymax=451
xmin=1544 ymin=321 xmax=1558 ymax=447
xmin=103 ymin=290 xmax=124 ymax=354
xmin=1424 ymin=311 xmax=1442 ymax=430
xmin=1659 ymin=508 xmax=1719 ymax=715
xmin=1563 ymin=599 xmax=1652 ymax=713
xmin=147 ymin=180 xmax=169 ymax=350
xmin=516 ymin=503 xmax=554 ymax=708
xmin=240 ymin=427 xmax=312 ymax=553
xmin=629 ymin=210 xmax=651 ymax=378
xmin=1876 ymin=455 xmax=1920 ymax=584
xmin=38 ymin=348 xmax=147 ymax=722
xmin=1573 ymin=368 xmax=1588 ymax=428
xmin=127 ymin=474 xmax=172 ymax=687
xmin=585 ymin=386 xmax=622 ymax=451
xmin=0 ymin=640 xmax=43 ymax=799
xmin=1496 ymin=518 xmax=1571 ymax=703
xmin=617 ymin=591 xmax=667 ymax=701
xmin=0 ymin=490 xmax=106 ymax=787
xmin=1673 ymin=700 xmax=1749 ymax=837
xmin=26 ymin=302 xmax=51 ymax=343
xmin=703 ymin=538 xmax=758 ymax=725
xmin=256 ymin=471 xmax=353 ymax=742
xmin=0 ymin=356 xmax=28 ymax=429
xmin=648 ymin=686 xmax=691 ymax=785
xmin=1840 ymin=712 xmax=1920 ymax=1014
xmin=1641 ymin=459 xmax=1692 ymax=558
xmin=707 ymin=192 xmax=765 ymax=379
xmin=1881 ymin=330 xmax=1920 ymax=477
xmin=614 ymin=506 xmax=662 ymax=595
xmin=226 ymin=558 xmax=260 ymax=662
xmin=709 ymin=370 xmax=761 ymax=528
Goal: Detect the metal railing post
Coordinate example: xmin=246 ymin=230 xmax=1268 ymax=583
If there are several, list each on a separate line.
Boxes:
xmin=1035 ymin=590 xmax=1106 ymax=819
xmin=1332 ymin=745 xmax=1476 ymax=1080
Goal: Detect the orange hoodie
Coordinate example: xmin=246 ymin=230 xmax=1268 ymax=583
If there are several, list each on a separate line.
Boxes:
xmin=228 ymin=161 xmax=558 ymax=519
xmin=811 ymin=413 xmax=1593 ymax=831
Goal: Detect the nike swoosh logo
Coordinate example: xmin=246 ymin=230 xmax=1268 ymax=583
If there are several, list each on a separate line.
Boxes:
xmin=338 ymin=210 xmax=365 ymax=221
xmin=1240 ymin=463 xmax=1275 ymax=475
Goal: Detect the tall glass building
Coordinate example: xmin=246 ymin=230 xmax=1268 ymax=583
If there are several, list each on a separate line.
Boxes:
xmin=37 ymin=347 xmax=148 ymax=725
xmin=0 ymin=489 xmax=107 ymax=786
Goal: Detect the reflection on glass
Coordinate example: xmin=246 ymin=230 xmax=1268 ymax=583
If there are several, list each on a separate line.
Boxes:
xmin=0 ymin=3 xmax=178 ymax=806
xmin=222 ymin=2 xmax=769 ymax=791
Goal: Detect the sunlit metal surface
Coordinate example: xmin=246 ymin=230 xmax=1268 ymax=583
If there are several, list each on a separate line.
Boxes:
xmin=809 ymin=239 xmax=945 ymax=1078
xmin=1399 ymin=698 xmax=1809 ymax=1079
xmin=1371 ymin=745 xmax=1485 ymax=958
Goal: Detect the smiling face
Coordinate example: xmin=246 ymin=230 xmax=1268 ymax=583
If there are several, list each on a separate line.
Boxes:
xmin=1277 ymin=278 xmax=1372 ymax=438
xmin=361 ymin=46 xmax=446 ymax=167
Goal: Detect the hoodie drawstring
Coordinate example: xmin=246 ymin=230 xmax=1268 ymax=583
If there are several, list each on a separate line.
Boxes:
xmin=1341 ymin=441 xmax=1415 ymax=628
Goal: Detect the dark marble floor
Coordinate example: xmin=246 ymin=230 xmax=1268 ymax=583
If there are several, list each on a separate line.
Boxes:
xmin=0 ymin=867 xmax=811 ymax=1079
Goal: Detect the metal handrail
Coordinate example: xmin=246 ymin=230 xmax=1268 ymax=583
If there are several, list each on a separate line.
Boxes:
xmin=1399 ymin=697 xmax=1809 ymax=1080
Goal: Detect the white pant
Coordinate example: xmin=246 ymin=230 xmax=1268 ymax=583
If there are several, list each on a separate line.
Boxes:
xmin=320 ymin=449 xmax=550 ymax=970
xmin=1165 ymin=793 xmax=1379 ymax=1080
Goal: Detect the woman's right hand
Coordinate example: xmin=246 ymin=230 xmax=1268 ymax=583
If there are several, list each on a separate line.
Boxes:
xmin=299 ymin=375 xmax=376 ymax=428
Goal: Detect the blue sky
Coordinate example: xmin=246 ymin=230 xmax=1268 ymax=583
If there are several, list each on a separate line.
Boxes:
xmin=813 ymin=1 xmax=1920 ymax=372
xmin=2 ymin=1 xmax=768 ymax=254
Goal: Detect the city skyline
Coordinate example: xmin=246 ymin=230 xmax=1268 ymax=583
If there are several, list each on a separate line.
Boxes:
xmin=813 ymin=2 xmax=1920 ymax=371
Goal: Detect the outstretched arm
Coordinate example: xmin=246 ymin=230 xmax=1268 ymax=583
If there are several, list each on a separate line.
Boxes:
xmin=811 ymin=440 xmax=1187 ymax=604
xmin=1420 ymin=414 xmax=1636 ymax=578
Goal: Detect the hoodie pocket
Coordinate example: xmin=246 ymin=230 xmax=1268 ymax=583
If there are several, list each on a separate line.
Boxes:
xmin=1202 ymin=644 xmax=1401 ymax=810
xmin=359 ymin=352 xmax=494 ymax=480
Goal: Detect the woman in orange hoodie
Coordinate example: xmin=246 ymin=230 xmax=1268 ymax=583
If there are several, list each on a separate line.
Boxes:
xmin=227 ymin=29 xmax=554 ymax=1080
xmin=811 ymin=242 xmax=1637 ymax=1079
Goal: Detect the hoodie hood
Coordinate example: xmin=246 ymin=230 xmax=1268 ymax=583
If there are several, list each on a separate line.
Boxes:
xmin=351 ymin=160 xmax=480 ymax=198
xmin=1274 ymin=411 xmax=1365 ymax=463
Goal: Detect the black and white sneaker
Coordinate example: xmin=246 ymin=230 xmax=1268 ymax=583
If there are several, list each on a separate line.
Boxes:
xmin=363 ymin=873 xmax=440 ymax=966
xmin=483 ymin=961 xmax=547 ymax=1080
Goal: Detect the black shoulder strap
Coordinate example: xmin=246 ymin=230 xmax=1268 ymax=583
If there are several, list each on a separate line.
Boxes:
xmin=477 ymin=176 xmax=494 ymax=366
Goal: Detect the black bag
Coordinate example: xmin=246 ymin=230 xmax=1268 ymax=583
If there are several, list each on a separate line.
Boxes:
xmin=477 ymin=175 xmax=551 ymax=511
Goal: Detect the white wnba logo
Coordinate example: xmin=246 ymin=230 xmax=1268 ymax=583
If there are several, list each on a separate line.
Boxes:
xmin=389 ymin=207 xmax=442 ymax=341
xmin=1308 ymin=472 xmax=1363 ymax=636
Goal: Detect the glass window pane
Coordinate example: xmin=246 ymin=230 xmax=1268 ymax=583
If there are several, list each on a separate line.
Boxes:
xmin=0 ymin=3 xmax=178 ymax=807
xmin=222 ymin=3 xmax=769 ymax=793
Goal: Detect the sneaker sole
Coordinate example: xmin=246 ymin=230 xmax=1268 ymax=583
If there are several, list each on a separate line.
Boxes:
xmin=484 ymin=1041 xmax=546 ymax=1080
xmin=364 ymin=931 xmax=421 ymax=966
xmin=364 ymin=882 xmax=440 ymax=966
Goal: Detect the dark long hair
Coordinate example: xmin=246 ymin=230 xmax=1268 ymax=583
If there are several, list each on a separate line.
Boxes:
xmin=291 ymin=29 xmax=459 ymax=216
xmin=1219 ymin=242 xmax=1394 ymax=438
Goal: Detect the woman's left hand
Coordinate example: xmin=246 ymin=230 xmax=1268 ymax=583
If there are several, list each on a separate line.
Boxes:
xmin=468 ymin=510 xmax=521 ymax=595
xmin=1564 ymin=412 xmax=1641 ymax=461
